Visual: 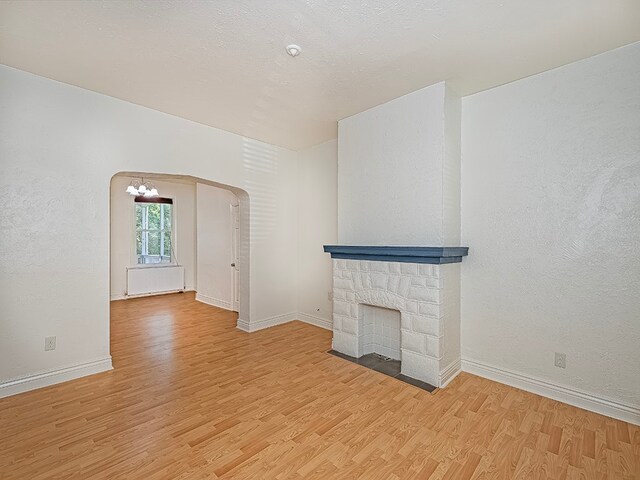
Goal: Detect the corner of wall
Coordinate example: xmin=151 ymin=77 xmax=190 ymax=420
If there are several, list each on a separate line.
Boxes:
xmin=295 ymin=139 xmax=338 ymax=327
xmin=443 ymin=83 xmax=462 ymax=246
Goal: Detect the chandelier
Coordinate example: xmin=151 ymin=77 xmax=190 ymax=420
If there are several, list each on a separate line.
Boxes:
xmin=125 ymin=178 xmax=159 ymax=197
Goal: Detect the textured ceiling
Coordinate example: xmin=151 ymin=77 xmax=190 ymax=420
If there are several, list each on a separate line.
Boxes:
xmin=1 ymin=1 xmax=639 ymax=150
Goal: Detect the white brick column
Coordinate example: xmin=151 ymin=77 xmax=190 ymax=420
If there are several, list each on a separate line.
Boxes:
xmin=331 ymin=259 xmax=461 ymax=387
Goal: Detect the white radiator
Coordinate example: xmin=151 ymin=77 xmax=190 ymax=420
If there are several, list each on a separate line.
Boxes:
xmin=126 ymin=265 xmax=185 ymax=297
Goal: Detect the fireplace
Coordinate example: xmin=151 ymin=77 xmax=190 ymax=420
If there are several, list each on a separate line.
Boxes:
xmin=324 ymin=246 xmax=468 ymax=388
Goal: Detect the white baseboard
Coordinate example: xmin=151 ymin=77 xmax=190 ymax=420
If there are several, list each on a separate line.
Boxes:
xmin=126 ymin=289 xmax=185 ymax=299
xmin=236 ymin=318 xmax=251 ymax=332
xmin=236 ymin=312 xmax=298 ymax=333
xmin=0 ymin=357 xmax=113 ymax=399
xmin=297 ymin=312 xmax=332 ymax=331
xmin=195 ymin=293 xmax=233 ymax=311
xmin=237 ymin=312 xmax=332 ymax=333
xmin=440 ymin=358 xmax=461 ymax=388
xmin=462 ymin=358 xmax=640 ymax=426
xmin=111 ymin=288 xmax=195 ymax=302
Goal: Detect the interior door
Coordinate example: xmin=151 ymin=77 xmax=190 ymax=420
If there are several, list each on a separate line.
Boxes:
xmin=231 ymin=204 xmax=240 ymax=312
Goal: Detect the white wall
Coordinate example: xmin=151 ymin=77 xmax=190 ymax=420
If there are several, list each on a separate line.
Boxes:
xmin=337 ymin=82 xmax=460 ymax=246
xmin=7 ymin=37 xmax=638 ymax=426
xmin=0 ymin=65 xmax=298 ymax=388
xmin=461 ymin=42 xmax=640 ymax=417
xmin=297 ymin=140 xmax=338 ymax=328
xmin=196 ymin=183 xmax=238 ymax=310
xmin=110 ymin=176 xmax=197 ymax=299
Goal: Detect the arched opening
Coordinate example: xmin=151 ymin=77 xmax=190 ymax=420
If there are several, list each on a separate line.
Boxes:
xmin=108 ymin=172 xmax=251 ymax=361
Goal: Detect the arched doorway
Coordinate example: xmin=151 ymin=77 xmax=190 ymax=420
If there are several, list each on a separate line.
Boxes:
xmin=109 ymin=172 xmax=251 ymax=360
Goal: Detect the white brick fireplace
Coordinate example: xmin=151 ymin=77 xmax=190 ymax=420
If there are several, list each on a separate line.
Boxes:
xmin=330 ymin=255 xmax=462 ymax=387
xmin=332 ymin=80 xmax=465 ymax=388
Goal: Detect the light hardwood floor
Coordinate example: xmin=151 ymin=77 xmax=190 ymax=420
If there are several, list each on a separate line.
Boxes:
xmin=1 ymin=293 xmax=638 ymax=479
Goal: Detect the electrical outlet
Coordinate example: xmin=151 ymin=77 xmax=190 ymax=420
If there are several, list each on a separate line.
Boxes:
xmin=45 ymin=336 xmax=56 ymax=351
xmin=554 ymin=352 xmax=566 ymax=369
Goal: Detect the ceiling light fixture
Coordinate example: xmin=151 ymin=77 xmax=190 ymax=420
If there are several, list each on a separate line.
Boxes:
xmin=285 ymin=44 xmax=301 ymax=57
xmin=125 ymin=178 xmax=159 ymax=198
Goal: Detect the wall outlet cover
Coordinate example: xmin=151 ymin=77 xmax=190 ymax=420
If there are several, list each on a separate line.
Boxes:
xmin=554 ymin=352 xmax=566 ymax=369
xmin=45 ymin=336 xmax=56 ymax=351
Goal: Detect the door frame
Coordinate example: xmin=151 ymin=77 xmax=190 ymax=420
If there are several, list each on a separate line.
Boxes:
xmin=230 ymin=203 xmax=240 ymax=312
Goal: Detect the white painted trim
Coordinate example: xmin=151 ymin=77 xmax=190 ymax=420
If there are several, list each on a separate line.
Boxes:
xmin=297 ymin=312 xmax=332 ymax=331
xmin=236 ymin=318 xmax=251 ymax=332
xmin=462 ymin=358 xmax=640 ymax=426
xmin=127 ymin=289 xmax=184 ymax=299
xmin=0 ymin=357 xmax=113 ymax=399
xmin=110 ymin=288 xmax=195 ymax=302
xmin=236 ymin=312 xmax=298 ymax=333
xmin=439 ymin=358 xmax=461 ymax=388
xmin=124 ymin=289 xmax=184 ymax=299
xmin=195 ymin=293 xmax=232 ymax=311
xmin=236 ymin=312 xmax=331 ymax=333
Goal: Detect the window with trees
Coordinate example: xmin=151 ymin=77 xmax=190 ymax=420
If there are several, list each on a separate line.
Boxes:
xmin=135 ymin=197 xmax=173 ymax=264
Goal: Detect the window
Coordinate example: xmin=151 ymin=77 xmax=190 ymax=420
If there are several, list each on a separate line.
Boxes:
xmin=135 ymin=198 xmax=173 ymax=264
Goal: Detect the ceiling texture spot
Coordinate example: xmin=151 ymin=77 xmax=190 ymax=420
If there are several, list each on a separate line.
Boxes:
xmin=1 ymin=0 xmax=639 ymax=150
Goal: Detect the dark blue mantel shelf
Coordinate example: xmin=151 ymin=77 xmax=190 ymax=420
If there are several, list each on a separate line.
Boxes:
xmin=323 ymin=245 xmax=469 ymax=264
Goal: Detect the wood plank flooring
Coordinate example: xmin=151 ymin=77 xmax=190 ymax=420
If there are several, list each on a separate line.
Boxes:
xmin=1 ymin=292 xmax=638 ymax=479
